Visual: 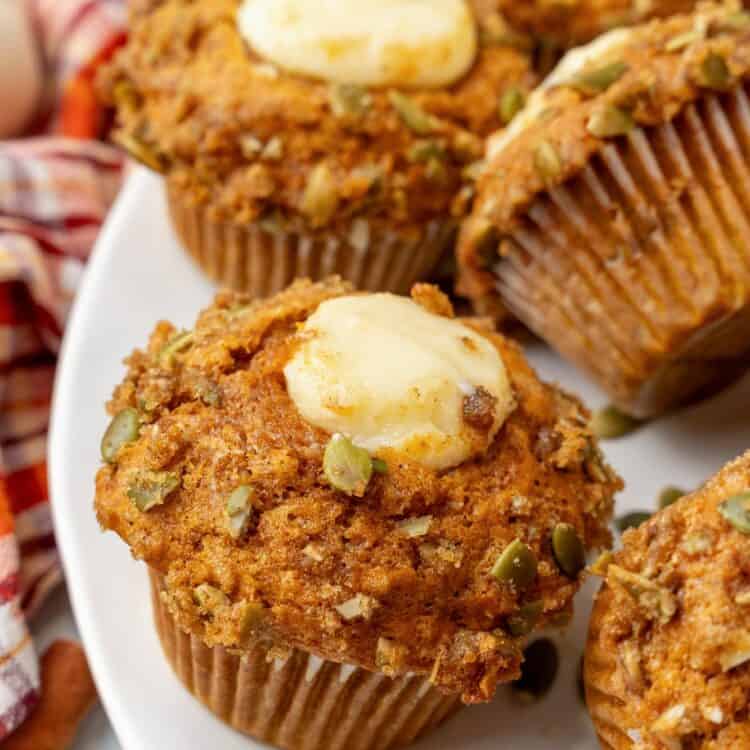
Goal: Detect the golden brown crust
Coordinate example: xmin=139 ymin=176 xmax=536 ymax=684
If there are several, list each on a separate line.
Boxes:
xmin=99 ymin=0 xmax=537 ymax=234
xmin=585 ymin=450 xmax=750 ymax=749
xmin=498 ymin=0 xmax=707 ymax=48
xmin=94 ymin=278 xmax=619 ymax=704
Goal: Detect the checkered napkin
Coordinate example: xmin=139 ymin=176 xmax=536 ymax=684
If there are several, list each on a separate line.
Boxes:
xmin=0 ymin=0 xmax=125 ymax=739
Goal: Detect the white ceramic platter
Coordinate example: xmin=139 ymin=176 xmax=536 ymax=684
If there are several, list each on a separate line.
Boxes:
xmin=49 ymin=166 xmax=750 ymax=750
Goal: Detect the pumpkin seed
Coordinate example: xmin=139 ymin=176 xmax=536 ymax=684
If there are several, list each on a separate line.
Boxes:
xmin=127 ymin=470 xmax=180 ymax=512
xmin=372 ymin=457 xmax=388 ymax=474
xmin=507 ymin=600 xmax=544 ymax=637
xmin=159 ymin=330 xmax=193 ymax=366
xmin=587 ymin=105 xmax=634 ymax=138
xmin=226 ymin=485 xmax=255 ymax=539
xmin=658 ymin=486 xmax=685 ymax=509
xmin=388 ymin=91 xmax=438 ymax=134
xmin=615 ymin=511 xmax=652 ymax=532
xmin=700 ymin=53 xmax=731 ymax=90
xmin=590 ymin=405 xmax=641 ymax=439
xmin=512 ymin=638 xmax=559 ymax=702
xmin=101 ymin=408 xmax=140 ymax=463
xmin=407 ymin=140 xmax=446 ymax=164
xmin=329 ymin=83 xmax=372 ymax=118
xmin=238 ymin=600 xmax=266 ymax=639
xmin=551 ymin=523 xmax=586 ymax=578
xmin=301 ymin=163 xmax=339 ymax=226
xmin=491 ymin=539 xmax=538 ymax=589
xmin=499 ymin=87 xmax=525 ymax=125
xmin=719 ymin=492 xmax=750 ymax=534
xmin=534 ymin=141 xmax=562 ymax=182
xmin=114 ymin=132 xmax=166 ymax=173
xmin=570 ymin=61 xmax=628 ymax=95
xmin=324 ymin=434 xmax=373 ymax=496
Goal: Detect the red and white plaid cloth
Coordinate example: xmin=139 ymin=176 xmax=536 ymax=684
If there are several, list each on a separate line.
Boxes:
xmin=0 ymin=0 xmax=125 ymax=739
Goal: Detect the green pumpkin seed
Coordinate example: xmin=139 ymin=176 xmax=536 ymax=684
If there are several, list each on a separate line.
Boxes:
xmin=226 ymin=485 xmax=255 ymax=539
xmin=114 ymin=132 xmax=166 ymax=173
xmin=329 ymin=83 xmax=372 ymax=118
xmin=534 ymin=140 xmax=562 ymax=182
xmin=407 ymin=140 xmax=447 ymax=164
xmin=719 ymin=492 xmax=750 ymax=534
xmin=301 ymin=163 xmax=339 ymax=227
xmin=491 ymin=539 xmax=538 ymax=589
xmin=512 ymin=638 xmax=559 ymax=702
xmin=499 ymin=87 xmax=525 ymax=125
xmin=159 ymin=330 xmax=194 ymax=366
xmin=388 ymin=91 xmax=438 ymax=134
xmin=587 ymin=105 xmax=634 ymax=138
xmin=507 ymin=600 xmax=544 ymax=637
xmin=324 ymin=434 xmax=373 ymax=496
xmin=570 ymin=61 xmax=628 ymax=95
xmin=590 ymin=405 xmax=641 ymax=440
xmin=194 ymin=583 xmax=229 ymax=610
xmin=238 ymin=600 xmax=266 ymax=639
xmin=658 ymin=486 xmax=685 ymax=509
xmin=615 ymin=511 xmax=652 ymax=533
xmin=101 ymin=408 xmax=140 ymax=463
xmin=700 ymin=53 xmax=731 ymax=90
xmin=372 ymin=458 xmax=388 ymax=474
xmin=551 ymin=523 xmax=586 ymax=578
xmin=127 ymin=470 xmax=180 ymax=512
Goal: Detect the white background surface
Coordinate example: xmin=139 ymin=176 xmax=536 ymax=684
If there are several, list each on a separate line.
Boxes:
xmin=49 ymin=167 xmax=750 ymax=749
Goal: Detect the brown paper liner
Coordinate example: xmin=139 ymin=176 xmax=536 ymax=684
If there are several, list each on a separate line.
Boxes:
xmin=166 ymin=182 xmax=456 ymax=298
xmin=149 ymin=572 xmax=461 ymax=750
xmin=487 ymin=85 xmax=750 ymax=417
xmin=583 ymin=583 xmax=632 ymax=750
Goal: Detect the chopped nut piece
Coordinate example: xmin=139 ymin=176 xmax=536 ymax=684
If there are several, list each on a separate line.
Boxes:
xmin=127 ymin=470 xmax=180 ymax=512
xmin=301 ymin=163 xmax=339 ymax=227
xmin=608 ymin=564 xmax=677 ymax=625
xmin=587 ymin=105 xmax=635 ymax=138
xmin=700 ymin=53 xmax=731 ymax=90
xmin=398 ymin=516 xmax=432 ymax=538
xmin=719 ymin=631 xmax=750 ymax=672
xmin=226 ymin=485 xmax=255 ymax=540
xmin=262 ymin=136 xmax=284 ymax=161
xmin=194 ymin=583 xmax=229 ymax=611
xmin=388 ymin=91 xmax=438 ymax=134
xmin=237 ymin=600 xmax=266 ymax=639
xmin=336 ymin=594 xmax=377 ymax=621
xmin=240 ymin=134 xmax=263 ymax=158
xmin=303 ymin=543 xmax=325 ymax=562
xmin=101 ymin=408 xmax=140 ymax=463
xmin=651 ymin=704 xmax=685 ymax=735
xmin=375 ymin=637 xmax=407 ymax=675
xmin=323 ymin=434 xmax=373 ymax=497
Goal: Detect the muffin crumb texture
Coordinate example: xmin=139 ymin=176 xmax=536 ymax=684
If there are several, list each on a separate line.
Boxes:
xmin=95 ymin=278 xmax=619 ymax=703
xmin=586 ymin=450 xmax=750 ymax=749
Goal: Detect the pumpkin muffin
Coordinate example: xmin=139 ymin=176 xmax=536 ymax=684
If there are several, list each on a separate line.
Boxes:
xmin=585 ymin=450 xmax=750 ymax=749
xmin=98 ymin=0 xmax=537 ymax=297
xmin=459 ymin=2 xmax=750 ymax=417
xmin=95 ymin=278 xmax=619 ymax=750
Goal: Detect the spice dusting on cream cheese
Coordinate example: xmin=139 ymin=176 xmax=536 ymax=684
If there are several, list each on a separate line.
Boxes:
xmin=237 ymin=0 xmax=478 ymax=88
xmin=284 ymin=294 xmax=515 ymax=471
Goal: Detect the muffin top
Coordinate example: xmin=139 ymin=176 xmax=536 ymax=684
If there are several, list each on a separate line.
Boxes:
xmin=99 ymin=0 xmax=537 ymax=234
xmin=458 ymin=2 xmax=750 ymax=305
xmin=586 ymin=450 xmax=750 ymax=748
xmin=94 ymin=278 xmax=619 ymax=703
xmin=496 ymin=0 xmax=702 ymax=48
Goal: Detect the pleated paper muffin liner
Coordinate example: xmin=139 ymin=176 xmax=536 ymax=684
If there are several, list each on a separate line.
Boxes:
xmin=150 ymin=571 xmax=461 ymax=750
xmin=488 ymin=84 xmax=750 ymax=417
xmin=583 ymin=583 xmax=633 ymax=750
xmin=166 ymin=182 xmax=456 ymax=298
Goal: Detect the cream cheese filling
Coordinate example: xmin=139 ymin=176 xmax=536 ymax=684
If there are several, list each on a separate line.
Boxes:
xmin=284 ymin=294 xmax=514 ymax=472
xmin=237 ymin=0 xmax=478 ymax=89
